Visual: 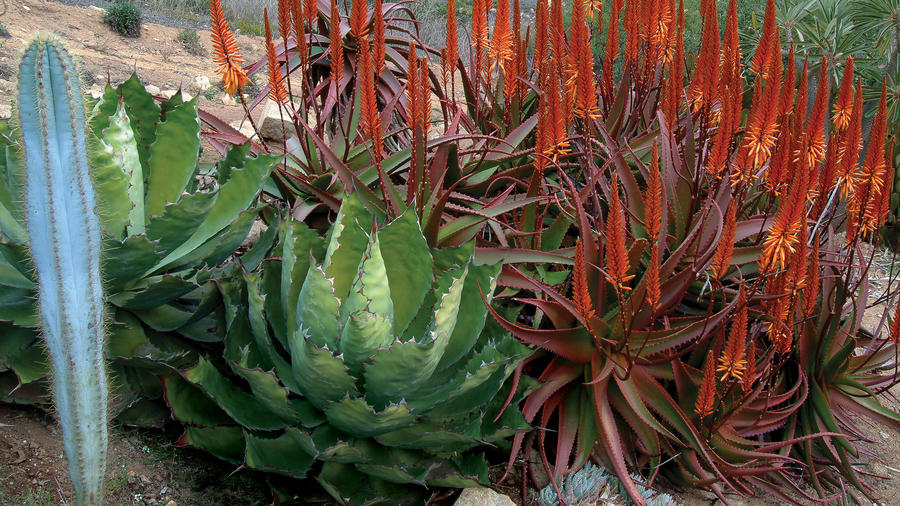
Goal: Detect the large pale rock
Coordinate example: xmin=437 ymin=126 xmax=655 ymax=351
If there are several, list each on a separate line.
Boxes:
xmin=160 ymin=89 xmax=178 ymax=100
xmin=258 ymin=99 xmax=294 ymax=142
xmin=0 ymin=104 xmax=11 ymax=120
xmin=454 ymin=488 xmax=515 ymax=506
xmin=229 ymin=119 xmax=257 ymax=140
xmin=144 ymin=84 xmax=161 ymax=96
xmin=189 ymin=75 xmax=211 ymax=93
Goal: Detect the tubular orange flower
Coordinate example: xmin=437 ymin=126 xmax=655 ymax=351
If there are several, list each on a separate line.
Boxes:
xmin=360 ymin=38 xmax=382 ymax=162
xmin=814 ymin=137 xmax=839 ymax=213
xmin=794 ymin=57 xmax=809 ymax=124
xmin=720 ymin=0 xmax=740 ymax=93
xmin=329 ymin=0 xmax=343 ymax=87
xmin=751 ymin=0 xmax=776 ymax=77
xmin=645 ymin=142 xmax=662 ymax=244
xmin=695 ymin=354 xmax=717 ymax=418
xmin=443 ymin=0 xmax=458 ymax=84
xmin=277 ymin=0 xmax=292 ymax=42
xmin=839 ymin=80 xmax=864 ymax=198
xmin=350 ymin=0 xmax=367 ymax=39
xmin=711 ymin=201 xmax=737 ymax=279
xmin=735 ymin=39 xmax=781 ymax=178
xmin=291 ymin=0 xmax=308 ymax=68
xmin=778 ymin=43 xmax=796 ymax=119
xmin=602 ymin=0 xmax=622 ymax=99
xmin=534 ymin=0 xmax=549 ymax=80
xmin=472 ymin=0 xmax=490 ymax=80
xmin=304 ymin=0 xmax=316 ymax=25
xmin=804 ymin=59 xmax=830 ymax=168
xmin=765 ymin=122 xmax=792 ymax=192
xmin=707 ymin=93 xmax=736 ymax=176
xmin=544 ymin=63 xmax=570 ymax=159
xmin=491 ymin=0 xmax=512 ymax=74
xmin=762 ymin=166 xmax=806 ymax=272
xmin=742 ymin=340 xmax=756 ymax=394
xmin=264 ymin=9 xmax=289 ymax=105
xmin=624 ymin=0 xmax=639 ymax=64
xmin=550 ymin=0 xmax=567 ymax=75
xmin=646 ymin=241 xmax=661 ymax=312
xmin=833 ymin=56 xmax=855 ymax=131
xmin=210 ymin=0 xmax=248 ymax=96
xmin=572 ymin=0 xmax=598 ymax=118
xmin=662 ymin=0 xmax=685 ymax=121
xmin=718 ymin=287 xmax=748 ymax=381
xmin=850 ymin=79 xmax=889 ymax=236
xmin=605 ymin=176 xmax=634 ymax=291
xmin=573 ymin=239 xmax=596 ymax=320
xmin=688 ymin=0 xmax=719 ymax=111
xmin=407 ymin=42 xmax=420 ymax=132
xmin=373 ymin=0 xmax=385 ymax=75
xmin=419 ymin=62 xmax=431 ymax=139
xmin=877 ymin=140 xmax=895 ymax=225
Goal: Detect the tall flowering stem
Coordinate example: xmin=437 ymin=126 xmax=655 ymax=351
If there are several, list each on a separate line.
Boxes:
xmin=210 ymin=0 xmax=248 ymax=96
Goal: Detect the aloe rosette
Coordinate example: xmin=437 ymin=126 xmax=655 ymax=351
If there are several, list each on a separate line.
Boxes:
xmin=166 ymin=194 xmax=531 ymax=503
xmin=0 ymin=74 xmax=278 ymax=423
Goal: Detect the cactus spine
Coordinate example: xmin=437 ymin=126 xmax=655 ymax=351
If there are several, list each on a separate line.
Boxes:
xmin=17 ymin=34 xmax=107 ymax=505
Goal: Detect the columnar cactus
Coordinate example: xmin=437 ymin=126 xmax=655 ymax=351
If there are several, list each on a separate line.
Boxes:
xmin=17 ymin=34 xmax=107 ymax=505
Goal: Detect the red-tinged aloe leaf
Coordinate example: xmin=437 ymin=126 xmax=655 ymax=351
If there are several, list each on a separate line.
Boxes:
xmin=486 ymin=300 xmax=593 ymax=363
xmin=482 ymin=114 xmax=538 ymax=161
xmin=555 ymin=390 xmax=581 ymax=476
xmin=833 ymin=387 xmax=900 ymax=430
xmin=522 ymin=360 xmax=582 ymax=421
xmin=515 ymin=298 xmax=576 ymax=330
xmin=438 ymin=196 xmax=546 ymax=246
xmin=594 ymin=123 xmax=643 ymax=218
xmin=296 ymin=118 xmax=386 ymax=216
xmin=613 ymin=373 xmax=680 ymax=443
xmin=474 ymin=247 xmax=572 ymax=266
xmin=657 ymin=110 xmax=691 ymax=239
xmin=609 ymin=387 xmax=662 ymax=471
xmin=629 ymin=306 xmax=732 ymax=356
xmin=591 ymin=372 xmax=646 ymax=505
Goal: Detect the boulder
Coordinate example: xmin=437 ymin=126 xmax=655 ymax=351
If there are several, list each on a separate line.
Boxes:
xmin=258 ymin=99 xmax=294 ymax=142
xmin=159 ymin=89 xmax=178 ymax=100
xmin=0 ymin=104 xmax=11 ymax=120
xmin=144 ymin=84 xmax=160 ymax=96
xmin=453 ymin=488 xmax=515 ymax=506
xmin=189 ymin=75 xmax=211 ymax=94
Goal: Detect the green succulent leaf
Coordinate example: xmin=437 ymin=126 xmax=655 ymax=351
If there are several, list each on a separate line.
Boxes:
xmin=435 ymin=262 xmax=499 ymax=372
xmin=144 ymin=98 xmax=200 ymax=218
xmin=146 ymin=192 xmax=217 ymax=256
xmin=98 ymin=101 xmax=144 ymax=236
xmin=323 ymin=397 xmax=416 ymax=438
xmin=163 ymin=374 xmax=232 ymax=426
xmin=290 ymin=333 xmax=357 ymax=409
xmin=107 ymin=274 xmax=199 ymax=310
xmin=244 ymin=428 xmax=315 ymax=478
xmin=117 ymin=74 xmax=161 ymax=169
xmin=340 ymin=232 xmax=394 ymax=324
xmin=378 ymin=207 xmax=434 ymax=335
xmin=101 ymin=235 xmax=163 ymax=292
xmin=179 ymin=426 xmax=244 ymax=464
xmin=324 ymin=192 xmax=373 ymax=300
xmin=296 ymin=261 xmax=341 ymax=350
xmin=230 ymin=361 xmax=303 ymax=426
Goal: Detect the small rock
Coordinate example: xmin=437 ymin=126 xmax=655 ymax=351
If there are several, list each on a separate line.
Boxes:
xmin=88 ymin=84 xmax=104 ymax=100
xmin=143 ymin=24 xmax=151 ymax=30
xmin=0 ymin=104 xmax=12 ymax=120
xmin=258 ymin=99 xmax=294 ymax=142
xmin=145 ymin=84 xmax=161 ymax=96
xmin=0 ymin=79 xmax=11 ymax=92
xmin=189 ymin=75 xmax=211 ymax=93
xmin=21 ymin=4 xmax=30 ymax=12
xmin=165 ymin=501 xmax=177 ymax=506
xmin=221 ymin=93 xmax=237 ymax=106
xmin=160 ymin=89 xmax=178 ymax=100
xmin=88 ymin=5 xmax=103 ymax=12
xmin=229 ymin=119 xmax=256 ymax=139
xmin=182 ymin=92 xmax=193 ymax=102
xmin=454 ymin=488 xmax=515 ymax=506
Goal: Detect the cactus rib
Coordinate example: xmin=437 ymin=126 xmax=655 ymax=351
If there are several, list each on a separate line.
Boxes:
xmin=18 ymin=34 xmax=107 ymax=506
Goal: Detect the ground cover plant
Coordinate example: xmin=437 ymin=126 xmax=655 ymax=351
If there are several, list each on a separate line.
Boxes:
xmin=1 ymin=0 xmax=899 ymax=504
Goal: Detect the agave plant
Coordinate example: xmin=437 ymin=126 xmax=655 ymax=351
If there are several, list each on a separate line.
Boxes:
xmin=165 ymin=193 xmax=532 ymax=503
xmin=0 ymin=74 xmax=278 ymax=423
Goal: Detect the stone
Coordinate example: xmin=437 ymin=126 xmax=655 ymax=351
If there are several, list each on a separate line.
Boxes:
xmin=0 ymin=79 xmax=12 ymax=92
xmin=0 ymin=104 xmax=11 ymax=120
xmin=189 ymin=75 xmax=211 ymax=93
xmin=229 ymin=119 xmax=256 ymax=140
xmin=144 ymin=84 xmax=161 ymax=96
xmin=181 ymin=92 xmax=193 ymax=102
xmin=453 ymin=488 xmax=515 ymax=506
xmin=88 ymin=84 xmax=104 ymax=100
xmin=258 ymin=99 xmax=294 ymax=142
xmin=88 ymin=5 xmax=104 ymax=12
xmin=160 ymin=89 xmax=178 ymax=100
xmin=221 ymin=93 xmax=237 ymax=106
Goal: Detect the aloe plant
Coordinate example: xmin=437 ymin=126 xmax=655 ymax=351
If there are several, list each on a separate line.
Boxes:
xmin=15 ymin=34 xmax=107 ymax=505
xmin=166 ymin=193 xmax=532 ymax=503
xmin=0 ymin=74 xmax=278 ymax=425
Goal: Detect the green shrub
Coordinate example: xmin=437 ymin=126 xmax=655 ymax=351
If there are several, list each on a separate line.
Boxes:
xmin=177 ymin=28 xmax=205 ymax=56
xmin=103 ymin=1 xmax=142 ymax=38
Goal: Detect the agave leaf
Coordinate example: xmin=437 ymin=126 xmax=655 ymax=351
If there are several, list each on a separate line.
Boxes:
xmin=282 ymin=219 xmax=326 ymax=341
xmin=87 ymin=82 xmax=119 ymax=134
xmin=0 ymin=246 xmax=33 ymax=288
xmin=364 ymin=266 xmax=467 ymax=408
xmin=323 ymin=397 xmax=416 ymax=438
xmin=340 ymin=232 xmax=394 ymax=324
xmin=374 ymin=421 xmax=481 ymax=452
xmin=146 ymin=192 xmax=217 ymax=256
xmin=378 ymin=207 xmax=434 ymax=335
xmin=162 ymin=374 xmax=232 ymax=426
xmin=295 ymin=261 xmax=341 ymax=350
xmin=230 ymin=360 xmax=303 ymax=425
xmin=0 ymin=327 xmax=46 ymax=384
xmin=0 ymin=286 xmax=38 ymax=326
xmin=101 ymin=235 xmax=163 ymax=291
xmin=167 ymin=208 xmax=258 ymax=271
xmin=178 ymin=426 xmax=244 ymax=464
xmin=425 ymin=453 xmax=490 ymax=488
xmin=341 ymin=311 xmax=394 ymax=377
xmin=107 ymin=274 xmax=199 ymax=310
xmin=435 ymin=262 xmax=500 ymax=371
xmin=147 ymin=152 xmax=276 ymax=274
xmin=244 ymin=428 xmax=316 ymax=478
xmin=324 ymin=192 xmax=373 ymax=300
xmin=182 ymin=356 xmax=291 ymax=430
xmin=311 ymin=425 xmax=368 ymax=463
xmin=242 ymin=271 xmax=300 ymax=391
xmin=316 ymin=461 xmax=429 ymax=506
xmin=117 ymin=74 xmax=161 ymax=169
xmin=290 ymin=332 xmax=358 ymax=409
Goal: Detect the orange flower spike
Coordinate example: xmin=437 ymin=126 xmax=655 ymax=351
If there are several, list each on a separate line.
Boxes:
xmin=573 ymin=239 xmax=596 ymax=320
xmin=407 ymin=42 xmax=420 ymax=130
xmin=291 ymin=0 xmax=308 ymax=69
xmin=839 ymin=80 xmax=864 ymax=197
xmin=550 ymin=0 xmax=567 ymax=73
xmin=573 ymin=0 xmax=598 ymax=118
xmin=663 ymin=0 xmax=685 ymax=121
xmin=473 ymin=0 xmax=491 ymax=80
xmin=877 ymin=140 xmax=895 ymax=225
xmin=695 ymin=354 xmax=717 ymax=418
xmin=605 ymin=176 xmax=635 ymax=291
xmin=805 ymin=59 xmax=830 ymax=167
xmin=689 ymin=0 xmax=719 ymax=111
xmin=534 ymin=0 xmax=549 ymax=78
xmin=718 ymin=287 xmax=748 ymax=381
xmin=210 ymin=0 xmax=248 ymax=96
xmin=863 ymin=78 xmax=889 ymax=177
xmin=857 ymin=81 xmax=890 ymax=234
xmin=443 ymin=0 xmax=458 ymax=81
xmin=720 ymin=0 xmax=740 ymax=92
xmin=304 ymin=0 xmax=317 ymax=26
xmin=264 ymin=9 xmax=289 ymax=105
xmin=624 ymin=0 xmax=640 ymax=64
xmin=833 ymin=57 xmax=855 ymax=132
xmin=277 ymin=0 xmax=292 ymax=43
xmin=373 ymin=0 xmax=385 ymax=75
xmin=645 ymin=142 xmax=663 ymax=243
xmin=795 ymin=57 xmax=809 ymax=124
xmin=329 ymin=0 xmax=343 ymax=87
xmin=751 ymin=0 xmax=776 ymax=78
xmin=419 ymin=62 xmax=431 ymax=139
xmin=762 ymin=173 xmax=805 ymax=271
xmin=778 ymin=43 xmax=796 ymax=119
xmin=707 ymin=98 xmax=735 ymax=176
xmin=360 ymin=39 xmax=382 ymax=162
xmin=646 ymin=241 xmax=661 ymax=312
xmin=350 ymin=0 xmax=367 ymax=39
xmin=492 ymin=0 xmax=512 ymax=73
xmin=712 ymin=201 xmax=737 ymax=279
xmin=817 ymin=136 xmax=839 ymax=206
xmin=742 ymin=341 xmax=756 ymax=393
xmin=602 ymin=0 xmax=622 ymax=97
